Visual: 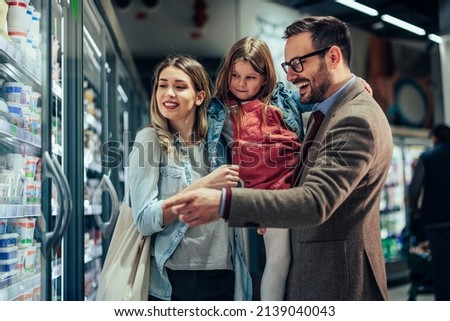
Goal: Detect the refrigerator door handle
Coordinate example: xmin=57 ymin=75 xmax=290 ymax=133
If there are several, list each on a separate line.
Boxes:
xmin=40 ymin=151 xmax=65 ymax=257
xmin=51 ymin=154 xmax=73 ymax=249
xmin=93 ymin=174 xmax=120 ymax=238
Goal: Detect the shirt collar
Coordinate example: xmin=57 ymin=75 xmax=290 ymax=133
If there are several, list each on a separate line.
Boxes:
xmin=313 ymin=74 xmax=356 ymax=115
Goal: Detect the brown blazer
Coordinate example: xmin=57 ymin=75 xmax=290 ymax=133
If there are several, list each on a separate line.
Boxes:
xmin=227 ymin=79 xmax=392 ymax=300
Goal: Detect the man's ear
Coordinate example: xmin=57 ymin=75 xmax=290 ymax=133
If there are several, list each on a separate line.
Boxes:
xmin=328 ymin=45 xmax=342 ymax=69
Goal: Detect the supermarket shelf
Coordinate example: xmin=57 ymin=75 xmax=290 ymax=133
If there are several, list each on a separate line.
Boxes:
xmin=0 ymin=118 xmax=62 ymax=156
xmin=0 ymin=271 xmax=40 ymax=301
xmin=0 ymin=204 xmax=41 ymax=218
xmin=0 ymin=118 xmax=40 ymax=151
xmin=0 ymin=36 xmax=62 ymax=100
xmin=0 ymin=37 xmax=40 ymax=88
xmin=0 ymin=260 xmax=63 ymax=301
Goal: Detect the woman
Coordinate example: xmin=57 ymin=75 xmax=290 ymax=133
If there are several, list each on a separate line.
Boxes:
xmin=128 ymin=55 xmax=251 ymax=301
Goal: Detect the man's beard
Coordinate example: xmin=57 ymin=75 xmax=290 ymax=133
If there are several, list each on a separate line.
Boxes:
xmin=304 ymin=60 xmax=331 ymax=105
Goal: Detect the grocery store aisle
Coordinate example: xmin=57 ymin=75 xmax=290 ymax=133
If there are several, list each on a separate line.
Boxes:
xmin=388 ymin=283 xmax=434 ymax=301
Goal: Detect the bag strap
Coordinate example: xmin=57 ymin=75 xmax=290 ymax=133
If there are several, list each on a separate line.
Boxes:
xmin=124 ymin=185 xmax=131 ymax=207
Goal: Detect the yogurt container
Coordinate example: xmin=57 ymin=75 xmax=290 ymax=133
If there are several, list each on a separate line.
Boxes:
xmin=3 ymin=82 xmax=23 ymax=103
xmin=6 ymin=101 xmax=22 ymax=116
xmin=0 ymin=233 xmax=18 ymax=248
xmin=0 ymin=246 xmax=18 ymax=260
xmin=0 ymin=258 xmax=17 ymax=272
xmin=6 ymin=0 xmax=29 ymax=30
xmin=8 ymin=218 xmax=34 ymax=248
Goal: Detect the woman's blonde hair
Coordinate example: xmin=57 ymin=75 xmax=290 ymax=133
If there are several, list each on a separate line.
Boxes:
xmin=214 ymin=37 xmax=277 ymax=132
xmin=149 ymin=55 xmax=211 ymax=154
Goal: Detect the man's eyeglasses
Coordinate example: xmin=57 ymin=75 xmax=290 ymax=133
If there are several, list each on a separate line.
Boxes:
xmin=281 ymin=47 xmax=331 ymax=74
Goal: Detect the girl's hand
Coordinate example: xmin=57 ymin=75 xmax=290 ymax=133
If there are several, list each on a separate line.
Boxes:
xmin=164 ymin=165 xmax=239 ymax=226
xmin=187 ymin=165 xmax=240 ymax=190
xmin=359 ymin=77 xmax=373 ymax=96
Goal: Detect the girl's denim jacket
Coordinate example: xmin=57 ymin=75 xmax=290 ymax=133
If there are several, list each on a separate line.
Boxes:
xmin=207 ymin=82 xmax=313 ymax=169
xmin=129 ymin=127 xmax=252 ymax=301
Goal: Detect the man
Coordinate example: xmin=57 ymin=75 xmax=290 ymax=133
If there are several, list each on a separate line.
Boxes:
xmin=164 ymin=16 xmax=392 ymax=300
xmin=409 ymin=124 xmax=450 ymax=300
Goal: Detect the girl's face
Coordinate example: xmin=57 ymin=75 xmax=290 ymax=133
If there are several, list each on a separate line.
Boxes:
xmin=156 ymin=66 xmax=205 ymax=133
xmin=229 ymin=59 xmax=265 ymax=102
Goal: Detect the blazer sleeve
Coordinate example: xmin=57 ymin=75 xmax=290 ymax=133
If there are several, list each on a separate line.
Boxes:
xmin=226 ymin=95 xmax=390 ymax=229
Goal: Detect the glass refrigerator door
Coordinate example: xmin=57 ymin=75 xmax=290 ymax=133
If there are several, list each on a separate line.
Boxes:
xmin=381 ymin=141 xmax=405 ymax=261
xmin=380 ymin=132 xmax=430 ymax=284
xmin=0 ymin=0 xmax=71 ymax=301
xmin=381 ymin=138 xmax=430 ymax=260
xmin=83 ymin=2 xmax=122 ymax=300
xmin=83 ymin=9 xmax=103 ymax=300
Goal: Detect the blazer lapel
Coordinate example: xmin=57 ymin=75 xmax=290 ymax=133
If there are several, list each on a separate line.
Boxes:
xmin=296 ymin=79 xmax=366 ymax=186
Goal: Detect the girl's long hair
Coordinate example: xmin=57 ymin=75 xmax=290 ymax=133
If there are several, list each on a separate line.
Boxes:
xmin=214 ymin=37 xmax=277 ymax=133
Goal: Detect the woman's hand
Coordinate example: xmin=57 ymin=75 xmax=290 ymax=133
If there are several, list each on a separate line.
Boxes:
xmin=187 ymin=164 xmax=240 ymax=191
xmin=163 ymin=165 xmax=239 ymax=226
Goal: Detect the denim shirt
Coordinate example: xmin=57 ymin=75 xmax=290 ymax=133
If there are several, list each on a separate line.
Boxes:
xmin=207 ymin=82 xmax=313 ymax=170
xmin=128 ymin=127 xmax=252 ymax=300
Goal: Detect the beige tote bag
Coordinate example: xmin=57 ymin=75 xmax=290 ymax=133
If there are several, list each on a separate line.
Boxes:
xmin=96 ymin=193 xmax=150 ymax=301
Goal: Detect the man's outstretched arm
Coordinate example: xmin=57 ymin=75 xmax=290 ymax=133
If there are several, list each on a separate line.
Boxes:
xmin=163 ymin=187 xmax=223 ymax=226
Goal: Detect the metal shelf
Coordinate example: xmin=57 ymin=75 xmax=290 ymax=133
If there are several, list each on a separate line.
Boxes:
xmin=0 ymin=37 xmax=62 ymax=100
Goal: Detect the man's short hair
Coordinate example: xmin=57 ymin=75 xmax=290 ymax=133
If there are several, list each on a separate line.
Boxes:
xmin=431 ymin=124 xmax=450 ymax=143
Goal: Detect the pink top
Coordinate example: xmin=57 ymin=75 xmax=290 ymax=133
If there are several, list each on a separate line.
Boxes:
xmin=231 ymin=99 xmax=301 ymax=190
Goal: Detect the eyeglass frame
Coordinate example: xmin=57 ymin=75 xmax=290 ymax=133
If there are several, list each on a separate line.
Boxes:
xmin=281 ymin=47 xmax=332 ymax=74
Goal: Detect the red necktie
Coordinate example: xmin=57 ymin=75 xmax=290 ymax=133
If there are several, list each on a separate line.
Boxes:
xmin=291 ymin=110 xmax=325 ymax=186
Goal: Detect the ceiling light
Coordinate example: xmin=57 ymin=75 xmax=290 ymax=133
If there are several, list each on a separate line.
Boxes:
xmin=428 ymin=34 xmax=442 ymax=44
xmin=381 ymin=14 xmax=426 ymax=36
xmin=335 ymin=0 xmax=378 ymax=17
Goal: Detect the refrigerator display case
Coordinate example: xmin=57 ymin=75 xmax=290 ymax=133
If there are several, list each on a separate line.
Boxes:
xmin=79 ymin=0 xmax=148 ymax=301
xmin=381 ymin=126 xmax=431 ymax=285
xmin=1 ymin=0 xmax=147 ymax=301
xmin=0 ymin=0 xmax=72 ymax=301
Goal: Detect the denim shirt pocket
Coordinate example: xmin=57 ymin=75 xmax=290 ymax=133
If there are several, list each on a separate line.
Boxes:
xmin=159 ymin=165 xmax=184 ymax=198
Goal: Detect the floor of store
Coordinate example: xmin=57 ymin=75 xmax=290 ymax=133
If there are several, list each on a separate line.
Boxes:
xmin=388 ymin=283 xmax=434 ymax=301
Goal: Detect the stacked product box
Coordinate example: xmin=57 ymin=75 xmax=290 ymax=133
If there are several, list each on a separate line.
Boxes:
xmin=0 ymin=232 xmax=18 ymax=290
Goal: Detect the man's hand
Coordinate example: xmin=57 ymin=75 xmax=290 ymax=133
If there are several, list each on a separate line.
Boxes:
xmin=163 ymin=188 xmax=223 ymax=227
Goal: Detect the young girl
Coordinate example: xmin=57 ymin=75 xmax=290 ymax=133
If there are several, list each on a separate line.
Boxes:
xmin=129 ymin=55 xmax=252 ymax=300
xmin=207 ymin=37 xmax=312 ymax=300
